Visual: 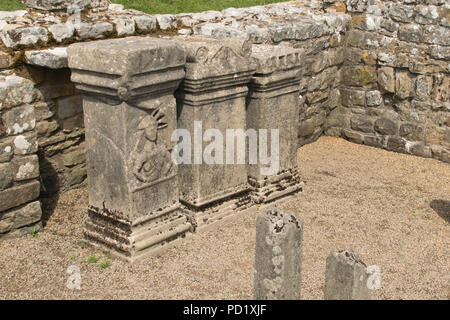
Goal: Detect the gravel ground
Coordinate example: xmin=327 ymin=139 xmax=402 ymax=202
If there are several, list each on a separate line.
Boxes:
xmin=0 ymin=137 xmax=449 ymax=300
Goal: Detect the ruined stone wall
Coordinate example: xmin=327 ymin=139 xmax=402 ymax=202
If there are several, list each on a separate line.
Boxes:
xmin=326 ymin=0 xmax=449 ymax=162
xmin=0 ymin=72 xmax=42 ymax=238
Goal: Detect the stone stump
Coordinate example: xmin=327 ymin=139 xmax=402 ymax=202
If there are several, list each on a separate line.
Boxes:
xmin=324 ymin=249 xmax=371 ymax=300
xmin=67 ymin=37 xmax=192 ymax=262
xmin=247 ymin=45 xmax=303 ymax=204
xmin=175 ymin=37 xmax=256 ymax=230
xmin=254 ymin=208 xmax=303 ymax=300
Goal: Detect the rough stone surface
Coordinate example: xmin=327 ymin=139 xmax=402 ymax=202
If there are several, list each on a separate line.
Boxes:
xmin=254 ymin=208 xmax=303 ymax=300
xmin=25 ymin=48 xmax=68 ymax=69
xmin=68 ymin=37 xmax=191 ymax=262
xmin=21 ymin=0 xmax=111 ymax=11
xmin=175 ymin=37 xmax=256 ymax=229
xmin=324 ymin=249 xmax=370 ymax=300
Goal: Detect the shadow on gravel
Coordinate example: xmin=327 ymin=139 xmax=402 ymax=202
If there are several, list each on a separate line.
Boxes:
xmin=430 ymin=200 xmax=450 ymax=224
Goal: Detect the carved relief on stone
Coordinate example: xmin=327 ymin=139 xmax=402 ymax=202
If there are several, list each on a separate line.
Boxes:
xmin=130 ymin=108 xmax=174 ymax=189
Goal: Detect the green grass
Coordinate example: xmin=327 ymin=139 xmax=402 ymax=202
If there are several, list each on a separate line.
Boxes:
xmin=86 ymin=255 xmax=99 ymax=264
xmin=0 ymin=0 xmax=26 ymax=11
xmin=1 ymin=0 xmax=287 ymax=14
xmin=114 ymin=0 xmax=288 ymax=14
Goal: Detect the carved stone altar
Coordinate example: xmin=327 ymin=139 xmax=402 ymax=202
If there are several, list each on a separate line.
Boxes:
xmin=247 ymin=45 xmax=304 ymax=203
xmin=67 ymin=37 xmax=191 ymax=262
xmin=175 ymin=37 xmax=257 ymax=229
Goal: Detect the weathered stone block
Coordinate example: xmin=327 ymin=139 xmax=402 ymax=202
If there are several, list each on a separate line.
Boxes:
xmin=68 ymin=37 xmax=191 ymax=261
xmin=341 ymin=88 xmax=365 ymax=107
xmin=415 ymin=75 xmax=433 ymax=100
xmin=399 ymin=123 xmax=425 ymax=141
xmin=25 ymin=48 xmax=68 ymax=69
xmin=0 ymin=75 xmax=35 ymax=109
xmin=1 ymin=27 xmax=48 ymax=48
xmin=0 ymin=201 xmax=42 ymax=234
xmin=351 ymin=115 xmax=373 ymax=133
xmin=0 ymin=180 xmax=40 ymax=212
xmin=395 ymin=72 xmax=414 ymax=99
xmin=0 ymin=140 xmax=13 ymax=163
xmin=342 ymin=66 xmax=377 ymax=87
xmin=366 ymin=90 xmax=382 ymax=107
xmin=134 ymin=15 xmax=157 ymax=33
xmin=0 ymin=163 xmax=13 ymax=190
xmin=374 ymin=118 xmax=398 ymax=135
xmin=324 ymin=249 xmax=370 ymax=300
xmin=48 ymin=23 xmax=75 ymax=43
xmin=13 ymin=132 xmax=38 ymax=155
xmin=12 ymin=154 xmax=39 ymax=181
xmin=254 ymin=208 xmax=303 ymax=300
xmin=1 ymin=105 xmax=36 ymax=136
xmin=389 ymin=3 xmax=415 ymax=23
xmin=113 ymin=18 xmax=135 ymax=37
xmin=342 ymin=129 xmax=364 ymax=144
xmin=247 ymin=44 xmax=303 ymax=204
xmin=175 ymin=37 xmax=255 ymax=227
xmin=398 ymin=24 xmax=423 ymax=43
xmin=387 ymin=136 xmax=407 ymax=153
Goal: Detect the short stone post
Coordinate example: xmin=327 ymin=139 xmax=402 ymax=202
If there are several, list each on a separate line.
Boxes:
xmin=254 ymin=208 xmax=303 ymax=300
xmin=175 ymin=37 xmax=256 ymax=230
xmin=324 ymin=249 xmax=371 ymax=300
xmin=67 ymin=37 xmax=191 ymax=262
xmin=247 ymin=45 xmax=303 ymax=204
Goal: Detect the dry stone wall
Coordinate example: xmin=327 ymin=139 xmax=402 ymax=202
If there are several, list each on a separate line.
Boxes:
xmin=326 ymin=0 xmax=449 ymax=162
xmin=0 ymin=72 xmax=42 ymax=239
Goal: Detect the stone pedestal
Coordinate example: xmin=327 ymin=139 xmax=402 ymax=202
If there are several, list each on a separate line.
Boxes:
xmin=324 ymin=249 xmax=371 ymax=300
xmin=247 ymin=45 xmax=303 ymax=204
xmin=67 ymin=37 xmax=191 ymax=262
xmin=254 ymin=208 xmax=303 ymax=300
xmin=175 ymin=37 xmax=256 ymax=230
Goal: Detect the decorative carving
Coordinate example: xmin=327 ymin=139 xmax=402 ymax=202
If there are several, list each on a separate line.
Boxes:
xmin=131 ymin=108 xmax=174 ymax=184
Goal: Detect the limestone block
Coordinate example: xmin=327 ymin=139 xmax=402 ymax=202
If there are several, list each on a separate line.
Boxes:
xmin=175 ymin=37 xmax=256 ymax=228
xmin=1 ymin=105 xmax=36 ymax=136
xmin=13 ymin=132 xmax=38 ymax=155
xmin=0 ymin=75 xmax=35 ymax=109
xmin=324 ymin=249 xmax=370 ymax=300
xmin=0 ymin=162 xmax=13 ymax=190
xmin=0 ymin=140 xmax=14 ymax=163
xmin=156 ymin=14 xmax=177 ymax=30
xmin=366 ymin=90 xmax=383 ymax=107
xmin=48 ymin=23 xmax=75 ymax=42
xmin=1 ymin=27 xmax=48 ymax=48
xmin=395 ymin=72 xmax=414 ymax=99
xmin=113 ymin=18 xmax=135 ymax=37
xmin=0 ymin=180 xmax=40 ymax=212
xmin=254 ymin=208 xmax=303 ymax=300
xmin=377 ymin=67 xmax=395 ymax=93
xmin=68 ymin=37 xmax=190 ymax=261
xmin=25 ymin=48 xmax=68 ymax=69
xmin=351 ymin=115 xmax=373 ymax=133
xmin=374 ymin=118 xmax=398 ymax=135
xmin=12 ymin=154 xmax=40 ymax=181
xmin=75 ymin=22 xmax=113 ymax=40
xmin=134 ymin=15 xmax=157 ymax=33
xmin=0 ymin=201 xmax=42 ymax=234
